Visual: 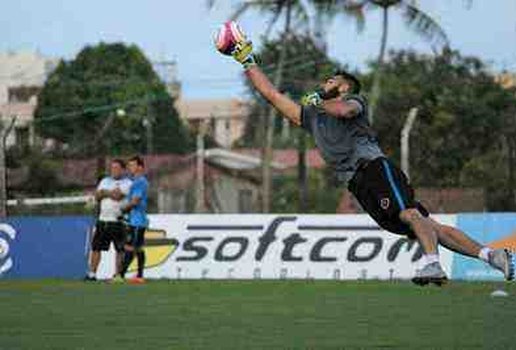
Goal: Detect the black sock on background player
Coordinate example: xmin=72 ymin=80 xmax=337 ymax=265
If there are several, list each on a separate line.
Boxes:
xmin=136 ymin=251 xmax=145 ymax=278
xmin=120 ymin=250 xmax=144 ymax=278
xmin=121 ymin=251 xmax=134 ymax=278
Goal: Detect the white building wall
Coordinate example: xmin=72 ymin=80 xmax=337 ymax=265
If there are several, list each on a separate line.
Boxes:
xmin=0 ymin=51 xmax=58 ymax=147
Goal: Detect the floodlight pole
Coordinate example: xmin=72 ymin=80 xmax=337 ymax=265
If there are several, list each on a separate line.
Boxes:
xmin=401 ymin=108 xmax=418 ymax=182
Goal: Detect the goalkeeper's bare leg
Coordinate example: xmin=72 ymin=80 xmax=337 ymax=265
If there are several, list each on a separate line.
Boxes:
xmin=430 ymin=219 xmax=513 ymax=280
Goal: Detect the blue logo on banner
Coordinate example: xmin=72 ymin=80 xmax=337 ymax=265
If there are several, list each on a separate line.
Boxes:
xmin=0 ymin=223 xmax=17 ymax=275
xmin=1 ymin=216 xmax=95 ymax=279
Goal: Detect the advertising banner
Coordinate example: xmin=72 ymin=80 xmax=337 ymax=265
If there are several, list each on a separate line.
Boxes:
xmin=97 ymin=214 xmax=456 ymax=280
xmin=3 ymin=213 xmax=511 ymax=281
xmin=0 ymin=216 xmax=93 ymax=279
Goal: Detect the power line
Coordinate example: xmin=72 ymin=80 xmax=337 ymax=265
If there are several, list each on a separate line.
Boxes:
xmin=29 ymin=58 xmax=328 ymax=124
xmin=1 ymin=51 xmax=326 ymax=88
xmin=4 ymin=50 xmax=337 ymax=126
xmin=32 ymin=94 xmax=168 ymax=124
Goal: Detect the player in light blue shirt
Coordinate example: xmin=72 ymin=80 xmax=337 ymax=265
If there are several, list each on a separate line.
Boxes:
xmin=127 ymin=173 xmax=149 ymax=228
xmin=121 ymin=155 xmax=149 ymax=282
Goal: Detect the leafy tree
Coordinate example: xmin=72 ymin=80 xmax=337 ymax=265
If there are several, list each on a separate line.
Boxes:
xmin=369 ymin=49 xmax=516 ymax=210
xmin=35 ymin=42 xmax=193 ymax=156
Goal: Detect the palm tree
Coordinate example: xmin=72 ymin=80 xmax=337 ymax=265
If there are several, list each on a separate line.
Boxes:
xmin=208 ymin=0 xmax=312 ymax=213
xmin=316 ymin=0 xmax=449 ymax=123
xmin=208 ymin=1 xmax=364 ymax=212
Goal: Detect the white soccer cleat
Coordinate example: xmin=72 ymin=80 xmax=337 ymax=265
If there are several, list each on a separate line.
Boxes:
xmin=488 ymin=249 xmax=514 ymax=281
xmin=412 ymin=262 xmax=448 ymax=286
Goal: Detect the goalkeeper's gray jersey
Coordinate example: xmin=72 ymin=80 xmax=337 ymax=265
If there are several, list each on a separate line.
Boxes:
xmin=301 ymin=94 xmax=385 ymax=184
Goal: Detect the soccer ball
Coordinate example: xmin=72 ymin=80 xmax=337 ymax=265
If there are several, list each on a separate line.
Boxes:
xmin=214 ymin=21 xmax=246 ymax=56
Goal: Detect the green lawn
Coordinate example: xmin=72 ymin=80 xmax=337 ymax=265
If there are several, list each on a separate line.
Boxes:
xmin=0 ymin=280 xmax=515 ymax=349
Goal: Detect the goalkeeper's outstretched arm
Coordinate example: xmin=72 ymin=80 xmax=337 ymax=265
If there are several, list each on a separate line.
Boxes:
xmin=222 ymin=29 xmax=302 ymax=126
xmin=244 ymin=65 xmax=301 ymax=126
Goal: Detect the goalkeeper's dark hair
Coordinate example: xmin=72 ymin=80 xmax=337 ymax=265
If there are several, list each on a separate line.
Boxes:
xmin=334 ymin=70 xmax=361 ymax=94
xmin=128 ymin=155 xmax=145 ymax=168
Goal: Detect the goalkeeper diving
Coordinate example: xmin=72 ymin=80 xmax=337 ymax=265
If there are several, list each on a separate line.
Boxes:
xmin=217 ymin=24 xmax=514 ymax=285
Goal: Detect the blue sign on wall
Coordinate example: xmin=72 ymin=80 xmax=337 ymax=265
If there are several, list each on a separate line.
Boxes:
xmin=453 ymin=213 xmax=516 ymax=280
xmin=0 ymin=216 xmax=94 ymax=279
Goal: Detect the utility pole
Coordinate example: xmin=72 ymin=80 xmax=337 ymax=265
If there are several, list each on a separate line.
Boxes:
xmin=0 ymin=116 xmax=17 ymax=218
xmin=195 ymin=119 xmax=208 ymax=213
xmin=401 ymin=108 xmax=418 ymax=181
xmin=261 ymin=0 xmax=292 ymax=213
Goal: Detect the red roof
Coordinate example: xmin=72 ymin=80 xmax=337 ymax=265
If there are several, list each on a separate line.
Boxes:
xmin=43 ymin=154 xmax=191 ymax=188
xmin=236 ymin=148 xmax=325 ymax=169
xmin=9 ymin=149 xmax=326 ymax=190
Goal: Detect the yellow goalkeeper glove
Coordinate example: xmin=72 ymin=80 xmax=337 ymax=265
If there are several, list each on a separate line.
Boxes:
xmin=301 ymin=90 xmax=323 ymax=107
xmin=232 ymin=40 xmax=256 ymax=69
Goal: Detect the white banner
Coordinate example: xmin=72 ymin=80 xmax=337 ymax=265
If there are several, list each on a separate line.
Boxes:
xmin=96 ymin=214 xmax=455 ymax=280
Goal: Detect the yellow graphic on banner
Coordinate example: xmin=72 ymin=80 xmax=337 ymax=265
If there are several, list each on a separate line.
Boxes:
xmin=127 ymin=228 xmax=177 ymax=272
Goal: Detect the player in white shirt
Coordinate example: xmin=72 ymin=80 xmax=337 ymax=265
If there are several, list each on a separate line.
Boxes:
xmin=86 ymin=159 xmax=132 ymax=281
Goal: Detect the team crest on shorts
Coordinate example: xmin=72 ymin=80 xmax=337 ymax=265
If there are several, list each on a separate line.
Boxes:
xmin=380 ymin=198 xmax=390 ymax=210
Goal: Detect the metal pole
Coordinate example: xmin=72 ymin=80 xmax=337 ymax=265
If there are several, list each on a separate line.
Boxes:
xmin=401 ymin=108 xmax=418 ymax=181
xmin=0 ymin=119 xmax=5 ymax=219
xmin=0 ymin=116 xmax=17 ymax=218
xmin=195 ymin=120 xmax=208 ymax=213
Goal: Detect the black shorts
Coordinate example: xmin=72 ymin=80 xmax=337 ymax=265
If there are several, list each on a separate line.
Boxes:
xmin=91 ymin=221 xmax=125 ymax=252
xmin=125 ymin=226 xmax=146 ymax=249
xmin=348 ymin=157 xmax=428 ymax=237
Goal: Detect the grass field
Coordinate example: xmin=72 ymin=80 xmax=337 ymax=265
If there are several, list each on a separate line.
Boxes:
xmin=1 ymin=280 xmax=515 ymax=349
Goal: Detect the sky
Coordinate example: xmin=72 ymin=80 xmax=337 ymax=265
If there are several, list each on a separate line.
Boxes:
xmin=1 ymin=0 xmax=515 ymax=99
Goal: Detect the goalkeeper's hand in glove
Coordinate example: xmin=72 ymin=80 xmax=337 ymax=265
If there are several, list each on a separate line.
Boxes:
xmin=301 ymin=89 xmax=324 ymax=107
xmin=231 ymin=40 xmax=257 ymax=69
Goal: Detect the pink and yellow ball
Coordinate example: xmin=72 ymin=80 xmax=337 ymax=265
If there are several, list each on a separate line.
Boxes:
xmin=215 ymin=21 xmax=246 ymax=56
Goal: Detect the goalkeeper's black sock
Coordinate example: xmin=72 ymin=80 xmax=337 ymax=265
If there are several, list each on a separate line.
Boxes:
xmin=136 ymin=250 xmax=145 ymax=278
xmin=121 ymin=251 xmax=134 ymax=278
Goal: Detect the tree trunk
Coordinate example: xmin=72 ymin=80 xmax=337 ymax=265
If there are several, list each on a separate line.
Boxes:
xmin=261 ymin=0 xmax=292 ymax=213
xmin=368 ymin=5 xmax=389 ymax=124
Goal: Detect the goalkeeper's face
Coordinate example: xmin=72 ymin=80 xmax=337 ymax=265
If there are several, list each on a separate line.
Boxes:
xmin=322 ymin=76 xmax=350 ymax=100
